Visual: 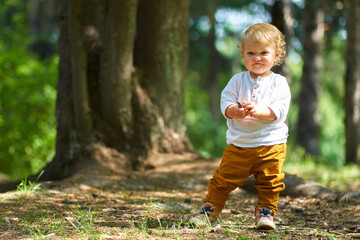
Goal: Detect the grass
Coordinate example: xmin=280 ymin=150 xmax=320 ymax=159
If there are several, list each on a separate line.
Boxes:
xmin=1 ymin=188 xmax=288 ymax=239
xmin=14 ymin=194 xmax=101 ymax=239
xmin=0 ymin=185 xmax=358 ymax=239
xmin=0 ymin=157 xmax=357 ymax=239
xmin=283 ymin=148 xmax=360 ymax=191
xmin=19 ymin=202 xmax=66 ymax=238
xmin=284 ymin=160 xmax=360 ymax=191
xmin=16 ymin=170 xmax=44 ymax=193
xmin=66 ymin=206 xmax=100 ymax=239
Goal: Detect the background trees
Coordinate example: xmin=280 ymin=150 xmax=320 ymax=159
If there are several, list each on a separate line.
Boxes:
xmin=296 ymin=0 xmax=324 ymax=155
xmin=344 ymin=0 xmax=360 ymax=164
xmin=0 ymin=0 xmax=358 ymax=181
xmin=0 ymin=0 xmax=58 ymax=179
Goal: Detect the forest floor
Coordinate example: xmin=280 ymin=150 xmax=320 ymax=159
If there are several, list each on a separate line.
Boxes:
xmin=0 ymin=153 xmax=359 ymax=239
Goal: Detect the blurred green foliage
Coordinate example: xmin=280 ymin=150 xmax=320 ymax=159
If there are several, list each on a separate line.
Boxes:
xmin=0 ymin=1 xmax=57 ymax=179
xmin=185 ymin=71 xmax=228 ymax=158
xmin=318 ymin=38 xmax=346 ymax=165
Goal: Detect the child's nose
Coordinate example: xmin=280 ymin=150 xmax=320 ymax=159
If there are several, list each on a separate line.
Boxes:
xmin=253 ymin=55 xmax=261 ymax=61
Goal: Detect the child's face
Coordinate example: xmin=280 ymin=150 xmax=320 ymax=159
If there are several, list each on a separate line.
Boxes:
xmin=241 ymin=41 xmax=281 ymax=79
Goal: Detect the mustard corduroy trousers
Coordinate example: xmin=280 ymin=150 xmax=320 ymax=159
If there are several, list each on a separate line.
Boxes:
xmin=204 ymin=143 xmax=287 ymax=215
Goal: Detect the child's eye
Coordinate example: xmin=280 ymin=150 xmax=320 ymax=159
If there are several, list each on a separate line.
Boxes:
xmin=261 ymin=51 xmax=268 ymax=55
xmin=247 ymin=52 xmax=254 ymax=55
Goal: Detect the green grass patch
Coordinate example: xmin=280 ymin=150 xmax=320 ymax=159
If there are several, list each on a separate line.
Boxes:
xmin=284 ymin=145 xmax=360 ymax=192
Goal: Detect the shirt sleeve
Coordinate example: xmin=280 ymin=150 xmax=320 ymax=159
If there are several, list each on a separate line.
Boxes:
xmin=220 ymin=74 xmax=240 ymax=119
xmin=268 ymin=76 xmax=291 ymax=122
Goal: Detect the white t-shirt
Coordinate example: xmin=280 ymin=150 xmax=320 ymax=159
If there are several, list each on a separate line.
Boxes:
xmin=220 ymin=71 xmax=291 ymax=147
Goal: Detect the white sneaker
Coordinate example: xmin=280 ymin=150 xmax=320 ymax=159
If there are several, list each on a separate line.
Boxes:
xmin=189 ymin=203 xmax=220 ymax=227
xmin=255 ymin=207 xmax=276 ymax=230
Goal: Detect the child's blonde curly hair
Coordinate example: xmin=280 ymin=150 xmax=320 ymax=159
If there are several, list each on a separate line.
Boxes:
xmin=239 ymin=23 xmax=286 ymax=66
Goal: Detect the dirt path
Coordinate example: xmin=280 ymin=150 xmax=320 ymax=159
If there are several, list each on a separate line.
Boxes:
xmin=0 ymin=153 xmax=359 ymax=239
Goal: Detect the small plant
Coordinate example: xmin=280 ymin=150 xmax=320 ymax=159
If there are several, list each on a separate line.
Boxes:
xmin=128 ymin=216 xmax=152 ymax=237
xmin=65 ymin=206 xmax=101 ymax=239
xmin=17 ymin=171 xmax=44 ymax=193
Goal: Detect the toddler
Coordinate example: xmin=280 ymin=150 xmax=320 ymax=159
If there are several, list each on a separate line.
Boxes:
xmin=190 ymin=23 xmax=291 ymax=230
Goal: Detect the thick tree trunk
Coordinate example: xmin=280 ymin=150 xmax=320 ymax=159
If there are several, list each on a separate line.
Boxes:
xmin=69 ymin=0 xmax=93 ymax=142
xmin=98 ymin=0 xmax=137 ymax=151
xmin=134 ymin=0 xmax=191 ymax=155
xmin=344 ymin=0 xmax=360 ymax=164
xmin=296 ymin=0 xmax=324 ymax=155
xmin=40 ymin=0 xmax=191 ymax=181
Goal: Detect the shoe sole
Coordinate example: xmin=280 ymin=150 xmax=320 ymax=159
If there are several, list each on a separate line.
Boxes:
xmin=256 ymin=220 xmax=276 ymax=230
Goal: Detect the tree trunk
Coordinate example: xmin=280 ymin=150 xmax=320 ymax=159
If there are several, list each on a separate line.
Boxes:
xmin=344 ymin=0 xmax=360 ymax=164
xmin=296 ymin=0 xmax=324 ymax=155
xmin=40 ymin=0 xmax=191 ymax=181
xmin=206 ymin=0 xmax=220 ymax=121
xmin=134 ymin=0 xmax=191 ymax=154
xmin=271 ymin=0 xmax=294 ymax=83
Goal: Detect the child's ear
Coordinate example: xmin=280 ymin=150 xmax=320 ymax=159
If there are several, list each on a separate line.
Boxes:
xmin=274 ymin=49 xmax=282 ymax=64
xmin=240 ymin=50 xmax=244 ymax=57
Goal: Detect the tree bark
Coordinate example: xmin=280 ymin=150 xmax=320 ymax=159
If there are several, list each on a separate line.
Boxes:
xmin=296 ymin=0 xmax=324 ymax=155
xmin=271 ymin=0 xmax=294 ymax=83
xmin=40 ymin=0 xmax=191 ymax=181
xmin=98 ymin=0 xmax=137 ymax=151
xmin=68 ymin=0 xmax=93 ymax=143
xmin=134 ymin=0 xmax=191 ymax=155
xmin=344 ymin=0 xmax=360 ymax=164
